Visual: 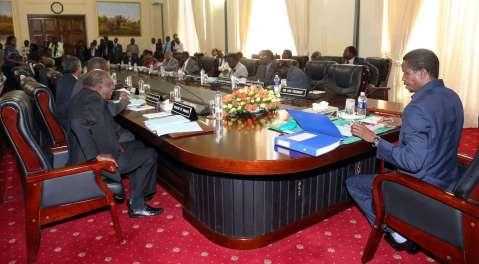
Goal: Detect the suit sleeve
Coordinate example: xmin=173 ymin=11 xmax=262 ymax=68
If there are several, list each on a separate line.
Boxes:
xmin=107 ymin=100 xmax=127 ymax=116
xmin=376 ymin=105 xmax=429 ymax=173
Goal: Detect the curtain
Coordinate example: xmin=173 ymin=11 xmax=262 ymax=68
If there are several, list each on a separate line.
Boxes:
xmin=165 ymin=0 xmax=179 ymax=36
xmin=384 ymin=0 xmax=422 ymax=105
xmin=177 ymin=0 xmax=200 ymax=53
xmin=285 ymin=0 xmax=310 ymax=55
xmin=192 ymin=0 xmax=209 ymax=53
xmin=434 ymin=1 xmax=479 ymax=127
xmin=238 ymin=0 xmax=253 ymax=52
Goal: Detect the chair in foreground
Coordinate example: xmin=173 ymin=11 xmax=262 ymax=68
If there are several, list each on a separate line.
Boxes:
xmin=361 ymin=155 xmax=479 ymax=263
xmin=0 ymin=90 xmax=123 ymax=263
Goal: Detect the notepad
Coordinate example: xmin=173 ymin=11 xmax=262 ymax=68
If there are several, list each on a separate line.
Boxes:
xmin=127 ymin=105 xmax=155 ymax=112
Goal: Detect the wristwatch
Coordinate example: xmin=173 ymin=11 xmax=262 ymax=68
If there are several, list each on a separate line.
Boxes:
xmin=372 ymin=136 xmax=381 ymax=147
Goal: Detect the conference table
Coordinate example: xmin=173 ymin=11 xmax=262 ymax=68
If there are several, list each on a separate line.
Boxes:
xmin=114 ymin=69 xmax=402 ymax=249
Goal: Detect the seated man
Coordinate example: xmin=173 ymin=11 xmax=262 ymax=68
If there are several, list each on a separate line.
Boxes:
xmin=141 ymin=50 xmax=159 ymax=68
xmin=346 ymin=49 xmax=464 ymax=252
xmin=162 ymin=51 xmax=179 ymax=72
xmin=311 ymin=51 xmax=322 ymax=61
xmin=342 ymin=46 xmax=364 ymax=64
xmin=67 ymin=70 xmax=162 ymax=218
xmin=277 ymin=61 xmax=311 ymax=90
xmin=254 ymin=50 xmax=275 ymax=85
xmin=220 ymin=53 xmax=248 ymax=82
xmin=56 ymin=55 xmax=82 ymax=127
xmin=181 ymin=52 xmax=201 ymax=75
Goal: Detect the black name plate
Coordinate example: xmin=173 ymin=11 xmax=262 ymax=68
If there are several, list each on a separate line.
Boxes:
xmin=280 ymin=87 xmax=308 ymax=97
xmin=171 ymin=102 xmax=198 ymax=121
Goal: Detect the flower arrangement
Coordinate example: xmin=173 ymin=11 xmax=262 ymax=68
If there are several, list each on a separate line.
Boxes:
xmin=222 ymin=85 xmax=279 ymax=117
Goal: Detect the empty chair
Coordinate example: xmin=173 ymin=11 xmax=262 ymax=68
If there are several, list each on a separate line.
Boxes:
xmin=324 ymin=64 xmax=364 ymax=98
xmin=361 ymin=155 xmax=479 ymax=263
xmin=240 ymin=58 xmax=259 ymax=78
xmin=291 ymin=55 xmax=309 ymax=69
xmin=317 ymin=55 xmax=344 ymax=64
xmin=0 ymin=90 xmax=123 ymax=263
xmin=366 ymin=57 xmax=392 ymax=87
xmin=304 ymin=60 xmax=337 ymax=90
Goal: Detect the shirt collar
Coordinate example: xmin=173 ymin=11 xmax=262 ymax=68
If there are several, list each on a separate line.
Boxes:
xmin=411 ymin=79 xmax=443 ymax=100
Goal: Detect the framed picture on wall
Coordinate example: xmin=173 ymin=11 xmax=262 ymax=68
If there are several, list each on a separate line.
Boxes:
xmin=97 ymin=2 xmax=141 ymax=36
xmin=0 ymin=1 xmax=14 ymax=35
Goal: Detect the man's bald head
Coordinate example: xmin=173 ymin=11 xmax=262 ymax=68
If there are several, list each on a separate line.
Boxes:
xmin=82 ymin=70 xmax=114 ymax=100
xmin=86 ymin=57 xmax=109 ymax=72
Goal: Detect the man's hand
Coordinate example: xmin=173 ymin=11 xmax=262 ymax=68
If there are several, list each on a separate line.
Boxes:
xmin=351 ymin=123 xmax=377 ymax=143
xmin=96 ymin=154 xmax=118 ymax=168
xmin=380 ymin=116 xmax=402 ymax=128
xmin=119 ymin=92 xmax=130 ymax=105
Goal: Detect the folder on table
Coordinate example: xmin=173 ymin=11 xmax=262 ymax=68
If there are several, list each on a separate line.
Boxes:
xmin=274 ymin=109 xmax=342 ymax=157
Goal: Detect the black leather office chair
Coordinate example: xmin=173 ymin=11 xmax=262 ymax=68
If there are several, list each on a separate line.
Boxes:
xmin=21 ymin=77 xmax=68 ymax=168
xmin=0 ymin=90 xmax=123 ymax=263
xmin=291 ymin=55 xmax=309 ymax=69
xmin=199 ymin=56 xmax=218 ymax=77
xmin=240 ymin=58 xmax=260 ymax=77
xmin=304 ymin=60 xmax=337 ymax=90
xmin=317 ymin=55 xmax=344 ymax=64
xmin=324 ymin=64 xmax=364 ymax=98
xmin=362 ymin=155 xmax=479 ymax=263
xmin=366 ymin=57 xmax=392 ymax=87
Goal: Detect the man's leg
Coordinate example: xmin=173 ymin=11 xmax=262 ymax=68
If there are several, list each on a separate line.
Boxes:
xmin=118 ymin=140 xmax=158 ymax=210
xmin=345 ymin=174 xmax=376 ymax=225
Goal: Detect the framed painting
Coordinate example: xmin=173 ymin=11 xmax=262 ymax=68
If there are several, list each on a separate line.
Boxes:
xmin=0 ymin=1 xmax=14 ymax=35
xmin=97 ymin=2 xmax=141 ymax=36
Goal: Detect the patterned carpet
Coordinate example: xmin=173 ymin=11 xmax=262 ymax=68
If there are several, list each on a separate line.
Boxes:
xmin=0 ymin=150 xmax=438 ymax=264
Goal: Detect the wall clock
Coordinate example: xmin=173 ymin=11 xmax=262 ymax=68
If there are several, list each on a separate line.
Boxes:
xmin=50 ymin=2 xmax=64 ymax=15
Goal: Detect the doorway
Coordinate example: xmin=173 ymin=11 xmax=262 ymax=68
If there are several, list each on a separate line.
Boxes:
xmin=27 ymin=15 xmax=87 ymax=56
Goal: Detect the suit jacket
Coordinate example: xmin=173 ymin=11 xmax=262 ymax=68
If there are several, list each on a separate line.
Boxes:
xmin=377 ymin=79 xmax=464 ymax=189
xmin=55 ymin=73 xmax=78 ymax=127
xmin=182 ymin=57 xmax=201 ymax=75
xmin=286 ymin=66 xmax=311 ymax=90
xmin=254 ymin=62 xmax=275 ymax=84
xmin=67 ymin=88 xmax=122 ymax=166
xmin=111 ymin=43 xmax=123 ymax=63
xmin=163 ymin=57 xmax=179 ymax=72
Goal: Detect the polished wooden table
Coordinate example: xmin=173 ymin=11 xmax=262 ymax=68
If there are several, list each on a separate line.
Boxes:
xmin=115 ymin=70 xmax=402 ymax=249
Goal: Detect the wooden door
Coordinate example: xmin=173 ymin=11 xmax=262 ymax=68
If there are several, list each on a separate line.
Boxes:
xmin=27 ymin=15 xmax=86 ymax=55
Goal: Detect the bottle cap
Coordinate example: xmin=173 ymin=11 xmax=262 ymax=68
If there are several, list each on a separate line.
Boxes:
xmin=360 ymin=92 xmax=365 ymax=96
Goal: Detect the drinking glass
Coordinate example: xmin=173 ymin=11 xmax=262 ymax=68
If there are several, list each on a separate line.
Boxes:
xmin=174 ymin=86 xmax=181 ymax=102
xmin=169 ymin=91 xmax=176 ymax=103
xmin=111 ymin=72 xmax=117 ymax=85
xmin=214 ymin=92 xmax=223 ymax=118
xmin=207 ymin=99 xmax=216 ymax=119
xmin=345 ymin=98 xmax=356 ymax=115
xmin=143 ymin=83 xmax=151 ymax=95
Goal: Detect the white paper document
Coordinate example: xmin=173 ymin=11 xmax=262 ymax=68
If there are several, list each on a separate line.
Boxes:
xmin=144 ymin=115 xmax=203 ymax=136
xmin=127 ymin=105 xmax=155 ymax=112
xmin=288 ymin=132 xmax=317 ymax=142
xmin=142 ymin=112 xmax=172 ymax=119
xmin=128 ymin=98 xmax=146 ymax=107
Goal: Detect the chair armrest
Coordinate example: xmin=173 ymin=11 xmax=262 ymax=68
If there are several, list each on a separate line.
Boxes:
xmin=366 ymin=85 xmax=390 ymax=100
xmin=48 ymin=143 xmax=68 ymax=154
xmin=27 ymin=160 xmax=117 ymax=184
xmin=372 ymin=172 xmax=479 ymax=225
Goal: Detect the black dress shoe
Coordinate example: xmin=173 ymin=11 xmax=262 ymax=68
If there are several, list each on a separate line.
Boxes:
xmin=384 ymin=232 xmax=421 ymax=254
xmin=128 ymin=203 xmax=163 ymax=218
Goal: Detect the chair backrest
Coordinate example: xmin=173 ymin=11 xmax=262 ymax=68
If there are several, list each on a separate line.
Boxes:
xmin=12 ymin=66 xmax=34 ymax=82
xmin=21 ymin=77 xmax=66 ymax=147
xmin=366 ymin=57 xmax=392 ymax=87
xmin=305 ymin=60 xmax=337 ymax=82
xmin=0 ymin=73 xmax=5 ymax=96
xmin=240 ymin=58 xmax=259 ymax=77
xmin=0 ymin=90 xmax=51 ymax=175
xmin=317 ymin=56 xmax=344 ymax=64
xmin=453 ymin=155 xmax=479 ymax=203
xmin=199 ymin=56 xmax=218 ymax=76
xmin=291 ymin=56 xmax=309 ymax=69
xmin=274 ymin=59 xmax=298 ymax=68
xmin=326 ymin=64 xmax=364 ymax=97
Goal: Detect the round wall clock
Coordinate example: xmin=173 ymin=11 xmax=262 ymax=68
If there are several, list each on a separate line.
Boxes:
xmin=50 ymin=2 xmax=64 ymax=15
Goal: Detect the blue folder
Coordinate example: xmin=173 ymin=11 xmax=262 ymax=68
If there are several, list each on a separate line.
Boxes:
xmin=274 ymin=109 xmax=342 ymax=157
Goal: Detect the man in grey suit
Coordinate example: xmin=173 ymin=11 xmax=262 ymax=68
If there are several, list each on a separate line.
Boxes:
xmin=277 ymin=61 xmax=311 ymax=90
xmin=162 ymin=51 xmax=179 ymax=72
xmin=67 ymin=70 xmax=162 ymax=218
xmin=254 ymin=50 xmax=275 ymax=85
xmin=55 ymin=55 xmax=82 ymax=128
xmin=181 ymin=52 xmax=200 ymax=75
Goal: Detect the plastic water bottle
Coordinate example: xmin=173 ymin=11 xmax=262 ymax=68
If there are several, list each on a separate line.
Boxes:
xmin=273 ymin=74 xmax=281 ymax=96
xmin=357 ymin=92 xmax=368 ymax=118
xmin=231 ymin=75 xmax=237 ymax=90
xmin=273 ymin=74 xmax=280 ymax=87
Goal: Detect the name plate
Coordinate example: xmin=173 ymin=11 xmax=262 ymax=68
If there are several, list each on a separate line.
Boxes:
xmin=171 ymin=102 xmax=198 ymax=121
xmin=280 ymin=87 xmax=308 ymax=97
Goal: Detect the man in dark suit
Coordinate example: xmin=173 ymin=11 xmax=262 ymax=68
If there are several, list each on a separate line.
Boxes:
xmin=84 ymin=41 xmax=100 ymax=62
xmin=181 ymin=52 xmax=201 ymax=75
xmin=342 ymin=46 xmax=379 ymax=85
xmin=346 ymin=49 xmax=464 ymax=252
xmin=111 ymin=38 xmax=123 ymax=64
xmin=254 ymin=50 xmax=275 ymax=85
xmin=277 ymin=61 xmax=311 ymax=90
xmin=99 ymin=36 xmax=113 ymax=61
xmin=67 ymin=70 xmax=162 ymax=217
xmin=55 ymin=55 xmax=82 ymax=127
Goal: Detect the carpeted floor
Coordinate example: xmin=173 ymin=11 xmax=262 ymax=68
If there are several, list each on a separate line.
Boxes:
xmin=0 ymin=150 xmax=438 ymax=264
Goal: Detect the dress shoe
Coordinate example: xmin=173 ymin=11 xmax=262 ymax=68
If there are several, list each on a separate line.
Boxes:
xmin=384 ymin=232 xmax=421 ymax=254
xmin=128 ymin=203 xmax=163 ymax=218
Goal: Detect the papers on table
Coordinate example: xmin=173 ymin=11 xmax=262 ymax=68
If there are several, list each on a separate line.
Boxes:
xmin=128 ymin=98 xmax=146 ymax=107
xmin=142 ymin=112 xmax=171 ymax=119
xmin=144 ymin=115 xmax=203 ymax=136
xmin=127 ymin=98 xmax=155 ymax=111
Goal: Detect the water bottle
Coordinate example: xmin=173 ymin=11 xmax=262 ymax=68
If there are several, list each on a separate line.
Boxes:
xmin=231 ymin=75 xmax=237 ymax=90
xmin=357 ymin=92 xmax=368 ymax=118
xmin=138 ymin=78 xmax=145 ymax=96
xmin=128 ymin=61 xmax=132 ymax=71
xmin=273 ymin=74 xmax=280 ymax=87
xmin=200 ymin=69 xmax=205 ymax=85
xmin=273 ymin=74 xmax=281 ymax=96
xmin=111 ymin=72 xmax=117 ymax=85
xmin=160 ymin=65 xmax=165 ymax=77
xmin=133 ymin=63 xmax=138 ymax=72
xmin=149 ymin=64 xmax=153 ymax=75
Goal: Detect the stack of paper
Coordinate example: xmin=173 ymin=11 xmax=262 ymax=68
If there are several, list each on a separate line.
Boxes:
xmin=127 ymin=98 xmax=155 ymax=111
xmin=144 ymin=115 xmax=203 ymax=136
